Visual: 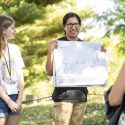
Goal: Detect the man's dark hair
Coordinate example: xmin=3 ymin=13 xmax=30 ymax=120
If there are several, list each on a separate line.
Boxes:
xmin=63 ymin=12 xmax=81 ymax=25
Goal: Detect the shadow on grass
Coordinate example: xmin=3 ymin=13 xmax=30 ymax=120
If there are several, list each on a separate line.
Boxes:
xmin=19 ymin=96 xmax=108 ymax=125
xmin=19 ymin=101 xmax=54 ymax=125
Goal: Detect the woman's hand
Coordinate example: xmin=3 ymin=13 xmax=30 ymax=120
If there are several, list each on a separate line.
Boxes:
xmin=16 ymin=99 xmax=22 ymax=108
xmin=7 ymin=99 xmax=20 ymax=112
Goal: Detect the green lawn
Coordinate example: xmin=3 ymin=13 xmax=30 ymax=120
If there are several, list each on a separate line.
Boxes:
xmin=19 ymin=95 xmax=108 ymax=125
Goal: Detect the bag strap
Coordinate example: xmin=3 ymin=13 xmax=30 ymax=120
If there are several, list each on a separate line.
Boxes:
xmin=122 ymin=94 xmax=125 ymax=112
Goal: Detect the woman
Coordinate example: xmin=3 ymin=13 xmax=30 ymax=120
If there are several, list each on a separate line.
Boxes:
xmin=0 ymin=15 xmax=25 ymax=125
xmin=108 ymin=62 xmax=125 ymax=124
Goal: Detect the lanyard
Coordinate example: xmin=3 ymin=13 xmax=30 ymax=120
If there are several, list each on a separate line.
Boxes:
xmin=2 ymin=44 xmax=12 ymax=79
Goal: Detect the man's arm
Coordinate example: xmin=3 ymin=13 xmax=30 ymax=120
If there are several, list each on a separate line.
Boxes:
xmin=46 ymin=40 xmax=57 ymax=76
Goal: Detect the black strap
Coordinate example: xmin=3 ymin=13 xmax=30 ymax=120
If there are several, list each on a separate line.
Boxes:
xmin=2 ymin=44 xmax=11 ymax=78
xmin=122 ymin=95 xmax=125 ymax=113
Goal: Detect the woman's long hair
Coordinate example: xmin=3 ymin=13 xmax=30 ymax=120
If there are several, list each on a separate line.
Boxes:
xmin=0 ymin=15 xmax=14 ymax=58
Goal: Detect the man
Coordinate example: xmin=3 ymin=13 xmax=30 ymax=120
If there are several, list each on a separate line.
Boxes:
xmin=46 ymin=12 xmax=106 ymax=125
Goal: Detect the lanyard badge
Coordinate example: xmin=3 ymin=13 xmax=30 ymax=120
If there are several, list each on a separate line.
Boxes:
xmin=2 ymin=44 xmax=16 ymax=85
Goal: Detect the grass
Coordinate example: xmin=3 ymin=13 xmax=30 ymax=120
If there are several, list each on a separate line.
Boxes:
xmin=19 ymin=95 xmax=108 ymax=125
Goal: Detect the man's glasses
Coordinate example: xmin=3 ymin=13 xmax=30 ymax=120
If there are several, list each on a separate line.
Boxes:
xmin=66 ymin=23 xmax=80 ymax=28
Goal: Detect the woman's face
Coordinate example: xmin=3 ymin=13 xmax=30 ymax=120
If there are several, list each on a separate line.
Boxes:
xmin=64 ymin=17 xmax=80 ymax=40
xmin=4 ymin=24 xmax=16 ymax=40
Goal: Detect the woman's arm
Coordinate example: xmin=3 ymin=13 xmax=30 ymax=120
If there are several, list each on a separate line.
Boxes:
xmin=0 ymin=83 xmax=20 ymax=112
xmin=16 ymin=69 xmax=24 ymax=107
xmin=46 ymin=40 xmax=57 ymax=76
xmin=0 ymin=85 xmax=12 ymax=105
xmin=108 ymin=62 xmax=125 ymax=106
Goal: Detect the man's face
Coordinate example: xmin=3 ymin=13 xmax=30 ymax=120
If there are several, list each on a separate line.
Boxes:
xmin=64 ymin=17 xmax=80 ymax=40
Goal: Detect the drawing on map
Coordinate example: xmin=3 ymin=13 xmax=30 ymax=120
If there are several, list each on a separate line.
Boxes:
xmin=53 ymin=41 xmax=108 ymax=87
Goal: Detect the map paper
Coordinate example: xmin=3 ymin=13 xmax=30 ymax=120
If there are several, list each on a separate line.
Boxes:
xmin=53 ymin=41 xmax=108 ymax=87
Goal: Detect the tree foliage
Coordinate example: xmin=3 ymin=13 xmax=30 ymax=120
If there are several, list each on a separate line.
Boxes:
xmin=99 ymin=0 xmax=125 ymax=55
xmin=1 ymin=0 xmax=124 ymax=98
xmin=25 ymin=0 xmax=63 ymax=6
xmin=0 ymin=0 xmax=104 ymax=89
xmin=0 ymin=1 xmax=44 ymax=25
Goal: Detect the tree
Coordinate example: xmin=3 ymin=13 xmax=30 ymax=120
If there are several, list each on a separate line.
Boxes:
xmin=99 ymin=0 xmax=125 ymax=55
xmin=0 ymin=0 xmax=97 ymax=88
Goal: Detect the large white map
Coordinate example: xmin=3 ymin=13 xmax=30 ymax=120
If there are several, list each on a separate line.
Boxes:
xmin=53 ymin=41 xmax=108 ymax=87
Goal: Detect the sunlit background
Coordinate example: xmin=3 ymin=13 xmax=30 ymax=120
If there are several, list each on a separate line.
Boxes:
xmin=77 ymin=0 xmax=115 ymax=40
xmin=0 ymin=0 xmax=125 ymax=124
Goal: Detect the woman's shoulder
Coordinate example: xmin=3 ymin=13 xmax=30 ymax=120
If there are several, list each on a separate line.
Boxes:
xmin=8 ymin=43 xmax=19 ymax=49
xmin=8 ymin=43 xmax=20 ymax=53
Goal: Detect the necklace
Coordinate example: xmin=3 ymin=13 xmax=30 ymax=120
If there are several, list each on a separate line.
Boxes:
xmin=2 ymin=44 xmax=12 ymax=79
